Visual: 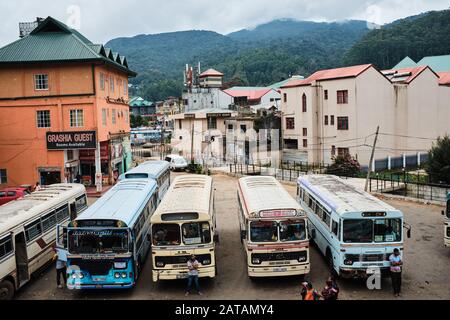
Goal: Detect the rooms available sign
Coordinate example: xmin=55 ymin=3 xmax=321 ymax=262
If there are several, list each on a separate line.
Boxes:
xmin=46 ymin=131 xmax=97 ymax=150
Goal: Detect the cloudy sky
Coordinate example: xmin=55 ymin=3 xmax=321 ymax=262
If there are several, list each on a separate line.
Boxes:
xmin=1 ymin=0 xmax=449 ymax=46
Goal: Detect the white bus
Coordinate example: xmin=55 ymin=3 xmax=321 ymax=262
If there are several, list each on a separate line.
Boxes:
xmin=443 ymin=192 xmax=450 ymax=247
xmin=150 ymin=175 xmax=217 ymax=282
xmin=297 ymin=175 xmax=410 ymax=278
xmin=118 ymin=160 xmax=170 ymax=203
xmin=0 ymin=184 xmax=87 ymax=299
xmin=237 ymin=176 xmax=310 ymax=278
xmin=64 ymin=178 xmax=158 ymax=289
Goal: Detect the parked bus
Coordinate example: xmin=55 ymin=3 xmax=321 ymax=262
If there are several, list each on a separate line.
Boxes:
xmin=0 ymin=184 xmax=87 ymax=299
xmin=118 ymin=160 xmax=170 ymax=203
xmin=443 ymin=192 xmax=450 ymax=247
xmin=237 ymin=176 xmax=310 ymax=278
xmin=151 ymin=175 xmax=217 ymax=282
xmin=63 ymin=178 xmax=158 ymax=289
xmin=297 ymin=175 xmax=411 ymax=278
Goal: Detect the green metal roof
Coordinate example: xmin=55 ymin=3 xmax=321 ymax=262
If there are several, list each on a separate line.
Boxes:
xmin=129 ymin=96 xmax=153 ymax=107
xmin=392 ymin=56 xmax=417 ymax=69
xmin=0 ymin=16 xmax=136 ymax=76
xmin=268 ymin=75 xmax=304 ymax=89
xmin=417 ymin=54 xmax=450 ymax=72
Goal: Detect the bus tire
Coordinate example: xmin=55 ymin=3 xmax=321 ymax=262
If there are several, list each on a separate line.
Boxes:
xmin=135 ymin=257 xmax=142 ymax=280
xmin=326 ymin=249 xmax=338 ymax=278
xmin=0 ymin=280 xmax=15 ymax=300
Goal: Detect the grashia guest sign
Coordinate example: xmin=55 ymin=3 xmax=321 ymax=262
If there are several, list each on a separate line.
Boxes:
xmin=47 ymin=131 xmax=97 ymax=150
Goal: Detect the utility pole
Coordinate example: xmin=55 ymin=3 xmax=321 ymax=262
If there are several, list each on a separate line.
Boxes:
xmin=160 ymin=115 xmax=165 ymax=160
xmin=365 ymin=126 xmax=380 ymax=192
xmin=190 ymin=123 xmax=194 ymax=165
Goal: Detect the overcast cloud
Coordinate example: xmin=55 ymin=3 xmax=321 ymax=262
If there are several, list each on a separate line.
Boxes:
xmin=0 ymin=0 xmax=449 ymax=46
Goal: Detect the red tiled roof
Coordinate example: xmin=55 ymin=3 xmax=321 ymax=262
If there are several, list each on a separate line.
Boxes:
xmin=281 ymin=64 xmax=373 ymax=88
xmin=438 ymin=71 xmax=450 ymax=85
xmin=199 ymin=68 xmax=224 ymax=77
xmin=223 ymin=88 xmax=272 ymax=100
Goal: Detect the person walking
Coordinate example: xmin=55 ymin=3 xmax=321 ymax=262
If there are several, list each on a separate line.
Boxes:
xmin=34 ymin=181 xmax=42 ymax=192
xmin=53 ymin=247 xmax=68 ymax=289
xmin=389 ymin=248 xmax=403 ymax=297
xmin=185 ymin=254 xmax=202 ymax=296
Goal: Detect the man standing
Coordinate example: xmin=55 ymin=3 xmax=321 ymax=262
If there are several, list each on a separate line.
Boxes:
xmin=185 ymin=254 xmax=202 ymax=296
xmin=53 ymin=247 xmax=68 ymax=289
xmin=389 ymin=248 xmax=403 ymax=297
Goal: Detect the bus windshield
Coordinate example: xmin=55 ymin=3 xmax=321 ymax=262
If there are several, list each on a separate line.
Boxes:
xmin=152 ymin=224 xmax=181 ymax=246
xmin=68 ymin=229 xmax=130 ymax=254
xmin=182 ymin=222 xmax=211 ymax=245
xmin=280 ymin=220 xmax=307 ymax=241
xmin=250 ymin=221 xmax=278 ymax=242
xmin=343 ymin=218 xmax=402 ymax=243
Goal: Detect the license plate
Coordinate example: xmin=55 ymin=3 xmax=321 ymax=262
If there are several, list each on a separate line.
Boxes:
xmin=176 ymin=274 xmax=187 ymax=279
xmin=93 ymin=277 xmax=106 ymax=282
xmin=273 ymin=267 xmax=287 ymax=272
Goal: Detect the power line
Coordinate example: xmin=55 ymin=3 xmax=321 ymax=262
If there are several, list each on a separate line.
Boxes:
xmin=378 ymin=132 xmax=437 ymax=141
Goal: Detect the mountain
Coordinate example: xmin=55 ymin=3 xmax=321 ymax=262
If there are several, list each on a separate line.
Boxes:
xmin=343 ymin=9 xmax=450 ymax=69
xmin=106 ymin=18 xmax=373 ymax=101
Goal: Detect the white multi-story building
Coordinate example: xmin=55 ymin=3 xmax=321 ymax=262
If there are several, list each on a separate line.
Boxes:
xmin=280 ymin=64 xmax=450 ymax=169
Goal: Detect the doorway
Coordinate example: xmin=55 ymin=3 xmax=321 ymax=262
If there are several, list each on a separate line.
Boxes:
xmin=40 ymin=171 xmax=61 ymax=185
xmin=14 ymin=232 xmax=29 ymax=286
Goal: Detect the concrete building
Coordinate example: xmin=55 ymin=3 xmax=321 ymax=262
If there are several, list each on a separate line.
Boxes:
xmin=280 ymin=63 xmax=450 ymax=169
xmin=129 ymin=97 xmax=155 ymax=117
xmin=222 ymin=87 xmax=281 ymax=112
xmin=0 ymin=17 xmax=136 ymax=188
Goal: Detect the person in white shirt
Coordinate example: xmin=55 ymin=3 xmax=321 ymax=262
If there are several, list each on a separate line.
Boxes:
xmin=185 ymin=254 xmax=202 ymax=296
xmin=389 ymin=248 xmax=403 ymax=297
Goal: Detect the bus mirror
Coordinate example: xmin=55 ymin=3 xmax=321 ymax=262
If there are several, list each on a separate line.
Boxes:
xmin=407 ymin=229 xmax=411 ymax=239
xmin=240 ymin=230 xmax=247 ymax=240
xmin=213 ymin=234 xmax=220 ymax=244
xmin=310 ymin=229 xmax=316 ymax=240
xmin=442 ymin=210 xmax=445 ymax=216
xmin=147 ymin=233 xmax=152 ymax=242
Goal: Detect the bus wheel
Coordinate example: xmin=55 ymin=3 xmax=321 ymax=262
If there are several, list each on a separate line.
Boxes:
xmin=326 ymin=249 xmax=338 ymax=278
xmin=0 ymin=280 xmax=15 ymax=300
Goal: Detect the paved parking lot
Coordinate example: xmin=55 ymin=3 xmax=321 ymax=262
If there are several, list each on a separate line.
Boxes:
xmin=16 ymin=173 xmax=450 ymax=300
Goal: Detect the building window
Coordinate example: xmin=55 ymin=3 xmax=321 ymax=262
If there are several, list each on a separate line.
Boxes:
xmin=112 ymin=109 xmax=117 ymax=124
xmin=0 ymin=169 xmax=6 ymax=184
xmin=283 ymin=93 xmax=287 ymax=103
xmin=110 ymin=75 xmax=114 ymax=92
xmin=286 ymin=117 xmax=295 ymax=130
xmin=100 ymin=73 xmax=105 ymax=90
xmin=123 ymin=79 xmax=127 ymax=95
xmin=337 ymin=90 xmax=348 ymax=104
xmin=303 ymin=128 xmax=307 ymax=136
xmin=207 ymin=117 xmax=217 ymax=130
xmin=331 ymin=145 xmax=336 ymax=156
xmin=70 ymin=109 xmax=84 ymax=127
xmin=324 ymin=115 xmax=329 ymax=125
xmin=330 ymin=115 xmax=335 ymax=126
xmin=227 ymin=124 xmax=233 ymax=132
xmin=303 ymin=139 xmax=308 ymax=148
xmin=284 ymin=139 xmax=298 ymax=150
xmin=178 ymin=120 xmax=182 ymax=130
xmin=102 ymin=108 xmax=107 ymax=126
xmin=240 ymin=124 xmax=247 ymax=133
xmin=36 ymin=110 xmax=51 ymax=128
xmin=34 ymin=74 xmax=49 ymax=90
xmin=302 ymin=93 xmax=307 ymax=112
xmin=338 ymin=147 xmax=350 ymax=157
xmin=67 ymin=150 xmax=74 ymax=160
xmin=337 ymin=117 xmax=349 ymax=130
xmin=324 ymin=90 xmax=328 ymax=100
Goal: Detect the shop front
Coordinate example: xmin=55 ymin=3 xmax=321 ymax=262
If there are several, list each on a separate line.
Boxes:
xmin=79 ymin=141 xmax=109 ymax=186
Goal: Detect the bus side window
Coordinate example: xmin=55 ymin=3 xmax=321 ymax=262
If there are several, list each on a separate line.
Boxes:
xmin=332 ymin=220 xmax=339 ymax=238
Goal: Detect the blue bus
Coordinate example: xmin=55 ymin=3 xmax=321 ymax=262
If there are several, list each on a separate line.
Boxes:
xmin=118 ymin=160 xmax=170 ymax=204
xmin=297 ymin=175 xmax=411 ymax=278
xmin=63 ymin=179 xmax=158 ymax=289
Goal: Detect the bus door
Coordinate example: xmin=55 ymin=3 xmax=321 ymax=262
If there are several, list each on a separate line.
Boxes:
xmin=56 ymin=225 xmax=68 ymax=250
xmin=14 ymin=232 xmax=30 ymax=286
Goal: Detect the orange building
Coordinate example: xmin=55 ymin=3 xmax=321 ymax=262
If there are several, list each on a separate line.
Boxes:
xmin=0 ymin=17 xmax=136 ymax=188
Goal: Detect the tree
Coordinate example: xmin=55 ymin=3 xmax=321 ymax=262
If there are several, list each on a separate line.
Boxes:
xmin=426 ymin=135 xmax=450 ymax=184
xmin=327 ymin=153 xmax=361 ymax=177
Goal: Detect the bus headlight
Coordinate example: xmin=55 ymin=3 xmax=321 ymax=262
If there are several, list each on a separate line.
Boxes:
xmin=202 ymin=259 xmax=211 ymax=265
xmin=156 ymin=261 xmax=165 ymax=267
xmin=252 ymin=258 xmax=261 ymax=265
xmin=298 ymin=256 xmax=307 ymax=262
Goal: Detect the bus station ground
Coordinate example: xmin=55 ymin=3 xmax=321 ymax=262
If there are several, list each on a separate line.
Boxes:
xmin=16 ymin=173 xmax=450 ymax=300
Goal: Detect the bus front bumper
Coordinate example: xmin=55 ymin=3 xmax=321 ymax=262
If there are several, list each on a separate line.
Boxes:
xmin=67 ymin=281 xmax=134 ymax=290
xmin=152 ymin=267 xmax=215 ymax=282
xmin=248 ymin=263 xmax=310 ymax=277
xmin=444 ymin=237 xmax=450 ymax=247
xmin=339 ymin=266 xmax=390 ymax=279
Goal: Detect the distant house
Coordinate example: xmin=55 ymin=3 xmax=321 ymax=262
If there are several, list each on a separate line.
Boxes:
xmin=129 ymin=97 xmax=155 ymax=117
xmin=222 ymin=87 xmax=281 ymax=112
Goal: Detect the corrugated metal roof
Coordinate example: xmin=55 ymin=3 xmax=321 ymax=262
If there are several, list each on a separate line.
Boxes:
xmin=438 ymin=71 xmax=450 ymax=85
xmin=199 ymin=68 xmax=224 ymax=77
xmin=392 ymin=56 xmax=417 ymax=69
xmin=382 ymin=66 xmax=438 ymax=84
xmin=417 ymin=54 xmax=450 ymax=72
xmin=223 ymin=88 xmax=273 ymax=100
xmin=0 ymin=16 xmax=136 ymax=76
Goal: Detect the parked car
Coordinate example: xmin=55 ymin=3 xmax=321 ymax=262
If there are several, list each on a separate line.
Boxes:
xmin=0 ymin=187 xmax=29 ymax=206
xmin=164 ymin=154 xmax=188 ymax=171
